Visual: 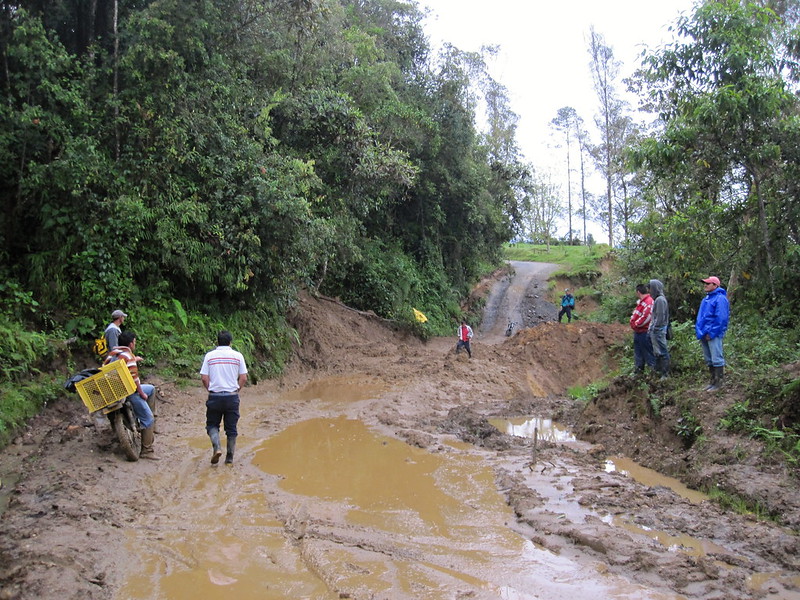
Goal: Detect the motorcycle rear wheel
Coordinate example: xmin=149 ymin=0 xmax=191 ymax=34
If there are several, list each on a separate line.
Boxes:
xmin=111 ymin=407 xmax=140 ymax=462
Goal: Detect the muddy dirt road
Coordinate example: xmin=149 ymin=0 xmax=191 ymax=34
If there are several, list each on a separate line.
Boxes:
xmin=1 ymin=263 xmax=799 ymax=600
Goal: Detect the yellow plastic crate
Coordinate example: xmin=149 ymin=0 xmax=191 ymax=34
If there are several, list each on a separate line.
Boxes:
xmin=75 ymin=359 xmax=136 ymax=413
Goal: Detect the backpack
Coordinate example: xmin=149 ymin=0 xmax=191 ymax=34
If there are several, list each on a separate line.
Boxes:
xmin=92 ymin=337 xmax=109 ymax=358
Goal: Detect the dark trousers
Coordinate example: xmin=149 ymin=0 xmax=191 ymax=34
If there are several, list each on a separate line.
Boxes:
xmin=558 ymin=307 xmax=572 ymax=322
xmin=456 ymin=339 xmax=472 ymax=357
xmin=633 ymin=331 xmax=656 ymax=370
xmin=206 ymin=393 xmax=240 ymax=438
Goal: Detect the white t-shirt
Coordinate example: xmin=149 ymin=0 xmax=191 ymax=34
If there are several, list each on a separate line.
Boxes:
xmin=200 ymin=346 xmax=248 ymax=393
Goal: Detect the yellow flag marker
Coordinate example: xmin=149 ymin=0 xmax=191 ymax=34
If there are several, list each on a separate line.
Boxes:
xmin=412 ymin=308 xmax=428 ymax=323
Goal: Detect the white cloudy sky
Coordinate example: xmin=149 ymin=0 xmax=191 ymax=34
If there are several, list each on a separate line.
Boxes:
xmin=418 ymin=0 xmax=699 ymax=238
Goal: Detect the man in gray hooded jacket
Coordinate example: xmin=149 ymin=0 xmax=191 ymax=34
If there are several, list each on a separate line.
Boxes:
xmin=648 ymin=279 xmax=670 ymax=379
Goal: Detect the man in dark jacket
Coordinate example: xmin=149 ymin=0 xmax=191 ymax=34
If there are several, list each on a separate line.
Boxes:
xmin=696 ymin=276 xmax=730 ymax=391
xmin=648 ymin=279 xmax=670 ymax=379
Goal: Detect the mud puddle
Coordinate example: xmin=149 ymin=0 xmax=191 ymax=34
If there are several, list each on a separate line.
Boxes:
xmin=252 ymin=415 xmax=678 ymax=599
xmin=489 ymin=416 xmax=577 ymax=443
xmin=604 ymin=456 xmax=708 ymax=504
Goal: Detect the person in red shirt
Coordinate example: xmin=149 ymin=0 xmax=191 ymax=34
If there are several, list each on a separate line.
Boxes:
xmin=456 ymin=320 xmax=473 ymax=358
xmin=630 ymin=283 xmax=656 ymax=373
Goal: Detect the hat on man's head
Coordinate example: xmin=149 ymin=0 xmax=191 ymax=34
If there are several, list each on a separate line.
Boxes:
xmin=111 ymin=309 xmax=128 ymax=319
xmin=701 ymin=276 xmax=721 ymax=286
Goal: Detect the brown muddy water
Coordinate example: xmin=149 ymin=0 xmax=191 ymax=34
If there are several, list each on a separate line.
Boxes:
xmin=117 ymin=383 xmax=702 ymax=599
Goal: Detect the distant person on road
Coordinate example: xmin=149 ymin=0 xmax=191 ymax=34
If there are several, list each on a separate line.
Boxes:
xmin=456 ymin=320 xmax=473 ymax=358
xmin=648 ymin=279 xmax=670 ymax=379
xmin=558 ymin=289 xmax=575 ymax=323
xmin=104 ymin=309 xmax=127 ymax=352
xmin=696 ymin=276 xmax=730 ymax=392
xmin=104 ymin=330 xmax=160 ymax=460
xmin=200 ymin=331 xmax=248 ymax=465
xmin=630 ymin=283 xmax=656 ymax=373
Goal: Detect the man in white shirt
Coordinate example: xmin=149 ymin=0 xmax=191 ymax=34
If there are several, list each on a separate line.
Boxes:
xmin=199 ymin=331 xmax=248 ymax=465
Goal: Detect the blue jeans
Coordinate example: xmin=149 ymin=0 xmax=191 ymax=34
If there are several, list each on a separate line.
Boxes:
xmin=633 ymin=332 xmax=655 ymax=369
xmin=650 ymin=326 xmax=670 ymax=361
xmin=206 ymin=393 xmax=241 ymax=438
xmin=700 ymin=336 xmax=725 ymax=367
xmin=128 ymin=383 xmax=155 ymax=429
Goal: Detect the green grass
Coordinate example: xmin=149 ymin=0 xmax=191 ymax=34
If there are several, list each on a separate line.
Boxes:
xmin=503 ymin=243 xmax=611 ymax=277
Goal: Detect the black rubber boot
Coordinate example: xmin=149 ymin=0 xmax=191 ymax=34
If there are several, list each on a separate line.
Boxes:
xmin=659 ymin=357 xmax=670 ymax=380
xmin=708 ymin=366 xmax=724 ymax=392
xmin=704 ymin=366 xmax=715 ymax=391
xmin=209 ymin=427 xmax=222 ymax=464
xmin=225 ymin=436 xmax=237 ymax=465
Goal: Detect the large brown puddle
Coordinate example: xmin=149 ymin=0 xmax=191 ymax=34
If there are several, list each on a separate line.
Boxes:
xmin=116 ymin=383 xmax=686 ymax=599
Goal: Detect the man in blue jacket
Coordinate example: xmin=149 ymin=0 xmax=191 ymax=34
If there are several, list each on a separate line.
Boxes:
xmin=696 ymin=276 xmax=730 ymax=391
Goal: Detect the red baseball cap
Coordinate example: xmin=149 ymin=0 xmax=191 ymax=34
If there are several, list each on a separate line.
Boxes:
xmin=701 ymin=276 xmax=720 ymax=286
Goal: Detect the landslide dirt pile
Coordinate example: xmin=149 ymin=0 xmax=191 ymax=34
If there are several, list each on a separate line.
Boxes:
xmin=504 ymin=322 xmax=628 ymax=396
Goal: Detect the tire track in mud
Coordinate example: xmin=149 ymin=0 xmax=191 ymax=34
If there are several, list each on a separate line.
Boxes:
xmin=479 ymin=261 xmax=559 ymax=343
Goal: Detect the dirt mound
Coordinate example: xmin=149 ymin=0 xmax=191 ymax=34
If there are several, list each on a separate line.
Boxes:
xmin=504 ymin=322 xmax=628 ymax=396
xmin=286 ymin=293 xmax=415 ymax=373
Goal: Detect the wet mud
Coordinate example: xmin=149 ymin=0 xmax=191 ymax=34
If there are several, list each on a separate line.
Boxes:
xmin=1 ymin=263 xmax=799 ymax=599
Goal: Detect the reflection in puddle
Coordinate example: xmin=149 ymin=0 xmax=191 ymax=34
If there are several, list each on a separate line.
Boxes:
xmin=605 ymin=456 xmax=708 ymax=504
xmin=489 ymin=416 xmax=577 ymax=442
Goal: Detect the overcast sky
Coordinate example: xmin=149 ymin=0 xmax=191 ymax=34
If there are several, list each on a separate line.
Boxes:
xmin=419 ymin=0 xmax=699 ymax=238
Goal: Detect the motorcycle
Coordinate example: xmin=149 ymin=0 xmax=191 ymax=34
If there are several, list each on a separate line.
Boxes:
xmin=505 ymin=320 xmax=516 ymax=337
xmin=64 ymin=364 xmax=142 ymax=462
xmin=101 ymin=396 xmax=142 ymax=461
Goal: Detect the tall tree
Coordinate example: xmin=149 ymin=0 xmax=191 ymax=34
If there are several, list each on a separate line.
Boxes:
xmin=551 ymin=107 xmax=576 ymax=245
xmin=588 ymin=28 xmax=622 ymax=247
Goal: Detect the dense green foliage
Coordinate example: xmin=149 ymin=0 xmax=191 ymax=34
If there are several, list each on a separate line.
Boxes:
xmin=0 ymin=0 xmax=524 ymax=362
xmin=625 ymin=0 xmax=800 ymax=324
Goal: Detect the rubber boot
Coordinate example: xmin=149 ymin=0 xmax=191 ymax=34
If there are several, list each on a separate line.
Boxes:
xmin=704 ymin=366 xmax=715 ymax=391
xmin=209 ymin=427 xmax=222 ymax=464
xmin=147 ymin=390 xmax=160 ymax=434
xmin=140 ymin=427 xmax=160 ymax=460
xmin=225 ymin=436 xmax=237 ymax=465
xmin=708 ymin=366 xmax=724 ymax=392
xmin=659 ymin=357 xmax=670 ymax=381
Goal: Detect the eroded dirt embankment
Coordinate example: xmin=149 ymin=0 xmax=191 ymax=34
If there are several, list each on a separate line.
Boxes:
xmin=0 ymin=266 xmax=798 ymax=600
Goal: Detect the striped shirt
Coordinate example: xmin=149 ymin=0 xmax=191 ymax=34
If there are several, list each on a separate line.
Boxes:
xmin=630 ymin=295 xmax=654 ymax=334
xmin=104 ymin=346 xmax=141 ymax=390
xmin=200 ymin=346 xmax=248 ymax=393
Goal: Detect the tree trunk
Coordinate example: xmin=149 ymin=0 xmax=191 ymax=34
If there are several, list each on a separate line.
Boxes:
xmin=752 ymin=172 xmax=776 ymax=300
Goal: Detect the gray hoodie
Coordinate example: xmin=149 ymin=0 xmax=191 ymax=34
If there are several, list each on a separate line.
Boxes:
xmin=648 ymin=279 xmax=669 ymax=330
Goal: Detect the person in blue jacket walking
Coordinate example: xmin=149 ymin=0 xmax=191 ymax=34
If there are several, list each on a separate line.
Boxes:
xmin=696 ymin=275 xmax=730 ymax=391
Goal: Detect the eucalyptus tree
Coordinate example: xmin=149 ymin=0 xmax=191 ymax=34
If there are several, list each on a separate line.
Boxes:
xmin=550 ymin=107 xmax=577 ymax=245
xmin=588 ymin=27 xmax=623 ymax=247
